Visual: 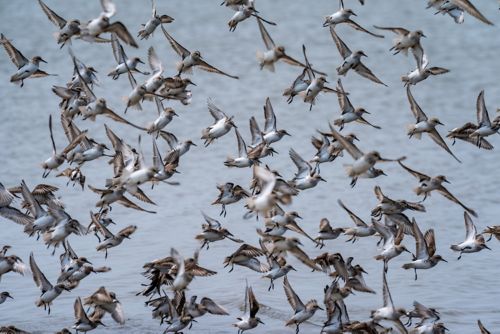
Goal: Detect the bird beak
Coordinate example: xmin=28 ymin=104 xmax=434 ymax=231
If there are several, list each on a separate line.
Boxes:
xmin=191 ymin=142 xmax=197 ymax=146
xmin=422 ymin=33 xmax=427 ymax=38
xmin=352 ymin=12 xmax=358 ymax=16
xmin=190 ymin=81 xmax=197 ymax=86
xmin=318 ymin=306 xmax=324 ymax=310
xmin=444 ymin=179 xmax=450 ymax=184
xmin=84 ymin=259 xmax=92 ymax=264
xmin=7 ymin=294 xmax=13 ymax=299
xmin=484 ymin=244 xmax=492 ymax=250
xmin=40 ymin=58 xmax=48 ymax=63
xmin=437 ymin=120 xmax=444 ymax=126
xmin=320 ymin=177 xmax=327 ymax=182
xmin=364 ymin=110 xmax=371 ymax=114
xmin=291 ymin=266 xmax=297 ymax=271
xmin=441 ymin=258 xmax=448 ymax=262
xmin=258 ymin=319 xmax=265 ymax=325
xmin=138 ymin=59 xmax=145 ymax=64
xmin=361 ymin=52 xmax=368 ymax=57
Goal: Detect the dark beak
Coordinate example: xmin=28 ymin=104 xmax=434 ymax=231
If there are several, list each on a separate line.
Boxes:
xmin=40 ymin=58 xmax=48 ymax=63
xmin=441 ymin=258 xmax=448 ymax=262
xmin=138 ymin=59 xmax=145 ymax=64
xmin=258 ymin=319 xmax=265 ymax=325
xmin=320 ymin=177 xmax=327 ymax=182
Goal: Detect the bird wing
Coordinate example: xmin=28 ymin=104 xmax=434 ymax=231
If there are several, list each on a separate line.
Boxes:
xmin=411 ymin=43 xmax=425 ymax=72
xmin=200 ymin=297 xmax=229 ymax=315
xmin=346 ymin=20 xmax=385 ymax=38
xmin=106 ymin=22 xmax=138 ymax=48
xmin=382 ymin=271 xmax=394 ymax=308
xmin=75 ymin=297 xmax=92 ymax=324
xmin=338 ymin=199 xmax=368 ymax=227
xmin=289 ymin=245 xmax=322 ymax=271
xmin=328 ymin=126 xmax=363 ymax=159
xmin=234 ymin=128 xmax=248 ymax=157
xmin=207 ymin=99 xmax=227 ymax=121
xmin=196 ymin=58 xmax=239 ymax=79
xmin=117 ymin=196 xmax=156 ymax=214
xmin=412 ymin=218 xmax=429 ymax=259
xmin=478 ymin=319 xmax=492 ymax=334
xmin=424 ymin=228 xmax=436 ymax=257
xmin=110 ymin=33 xmax=127 ymax=64
xmin=38 ymin=0 xmax=67 ymax=28
xmin=147 ymin=46 xmax=163 ymax=74
xmin=463 ymin=211 xmax=477 ymax=242
xmin=289 ymin=148 xmax=311 ymax=178
xmin=257 ymin=17 xmax=275 ymax=50
xmin=20 ymin=180 xmax=44 ymax=218
xmin=406 ymin=86 xmax=428 ymax=122
xmin=248 ymin=286 xmax=260 ymax=318
xmin=0 ymin=206 xmax=34 ymax=225
xmin=249 ymin=116 xmax=263 ymax=147
xmin=30 ymin=253 xmax=53 ymax=293
xmin=111 ymin=301 xmax=125 ymax=324
xmin=283 ymin=276 xmax=305 ymax=312
xmin=319 ymin=218 xmax=334 ymax=233
xmin=201 ymin=211 xmax=221 ymax=230
xmin=476 ymin=90 xmax=491 ymax=127
xmin=453 ymin=0 xmax=493 ymax=25
xmin=90 ymin=211 xmax=114 ymax=239
xmin=397 ymin=161 xmax=430 ymax=182
xmin=302 ymin=44 xmax=315 ymax=80
xmin=0 ymin=34 xmax=29 ymax=69
xmin=263 ymin=97 xmax=277 ymax=133
xmin=336 ymin=79 xmax=353 ymax=113
xmin=437 ymin=186 xmax=476 ymax=217
xmin=329 ymin=26 xmax=352 ymax=59
xmin=428 ymin=129 xmax=462 ymax=163
xmin=373 ymin=26 xmax=410 ymax=35
xmin=161 ymin=25 xmax=190 ymax=58
xmin=354 ymin=62 xmax=387 ymax=86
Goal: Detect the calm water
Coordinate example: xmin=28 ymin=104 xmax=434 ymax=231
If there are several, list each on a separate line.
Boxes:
xmin=0 ymin=0 xmax=499 ymax=332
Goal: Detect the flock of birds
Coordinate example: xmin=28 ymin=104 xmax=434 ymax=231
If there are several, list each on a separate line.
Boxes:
xmin=0 ymin=0 xmax=499 ymax=333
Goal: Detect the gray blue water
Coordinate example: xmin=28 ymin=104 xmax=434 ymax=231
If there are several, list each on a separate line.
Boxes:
xmin=0 ymin=0 xmax=499 ymax=332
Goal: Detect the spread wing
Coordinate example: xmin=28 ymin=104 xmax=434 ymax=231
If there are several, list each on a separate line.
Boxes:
xmin=346 ymin=20 xmax=384 ymax=38
xmin=329 ymin=26 xmax=351 ymax=59
xmin=428 ymin=129 xmax=461 ymax=163
xmin=0 ymin=206 xmax=34 ymax=225
xmin=257 ymin=17 xmax=275 ymax=50
xmin=161 ymin=25 xmax=190 ymax=58
xmin=476 ymin=90 xmax=491 ymax=127
xmin=453 ymin=0 xmax=493 ymax=25
xmin=289 ymin=148 xmax=311 ymax=178
xmin=0 ymin=33 xmax=29 ymax=69
xmin=373 ymin=26 xmax=410 ymax=36
xmin=234 ymin=129 xmax=247 ymax=157
xmin=406 ymin=86 xmax=427 ymax=122
xmin=196 ymin=58 xmax=239 ymax=79
xmin=283 ymin=276 xmax=305 ymax=312
xmin=207 ymin=99 xmax=227 ymax=121
xmin=338 ymin=199 xmax=368 ymax=227
xmin=30 ymin=253 xmax=53 ymax=293
xmin=354 ymin=62 xmax=387 ymax=86
xmin=328 ymin=126 xmax=363 ymax=159
xmin=397 ymin=161 xmax=430 ymax=182
xmin=424 ymin=228 xmax=436 ymax=257
xmin=106 ymin=22 xmax=138 ymax=48
xmin=200 ymin=297 xmax=229 ymax=315
xmin=412 ymin=219 xmax=428 ymax=259
xmin=38 ymin=0 xmax=67 ymax=29
xmin=263 ymin=97 xmax=276 ymax=133
xmin=463 ymin=211 xmax=477 ymax=242
xmin=336 ymin=79 xmax=353 ymax=113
